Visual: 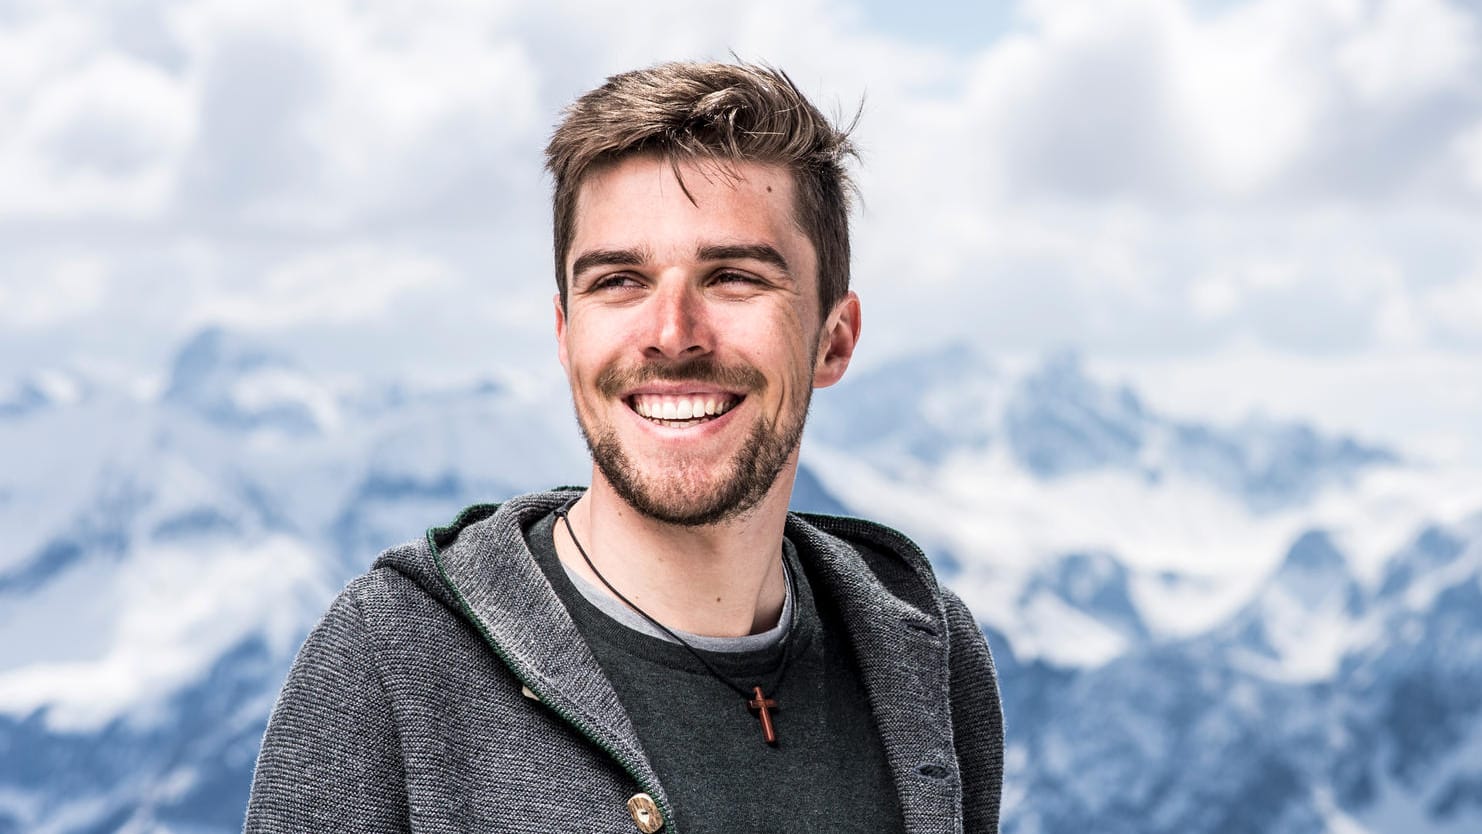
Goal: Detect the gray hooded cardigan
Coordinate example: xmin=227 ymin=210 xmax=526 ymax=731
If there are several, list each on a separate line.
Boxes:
xmin=244 ymin=490 xmax=1004 ymax=833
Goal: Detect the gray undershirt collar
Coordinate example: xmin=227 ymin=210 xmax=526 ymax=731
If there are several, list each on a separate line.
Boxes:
xmin=557 ymin=543 xmax=796 ymax=654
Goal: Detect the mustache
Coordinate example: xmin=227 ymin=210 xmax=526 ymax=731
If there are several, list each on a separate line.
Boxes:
xmin=596 ymin=356 xmax=766 ymax=398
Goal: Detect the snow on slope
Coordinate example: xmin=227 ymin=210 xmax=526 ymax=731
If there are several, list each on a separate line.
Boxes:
xmin=992 ymin=509 xmax=1482 ymax=834
xmin=803 ymin=344 xmax=1475 ymax=673
xmin=0 ymin=535 xmax=327 ymax=731
xmin=1 ymin=329 xmax=1478 ymax=833
xmin=0 ymin=329 xmax=587 ymax=735
xmin=0 ymin=412 xmax=338 ymax=729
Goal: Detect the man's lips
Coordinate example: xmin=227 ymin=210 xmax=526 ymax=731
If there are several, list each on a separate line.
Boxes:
xmin=598 ymin=357 xmax=763 ymax=427
xmin=627 ymin=391 xmax=742 ymax=423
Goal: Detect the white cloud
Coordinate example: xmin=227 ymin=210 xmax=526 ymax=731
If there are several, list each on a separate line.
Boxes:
xmin=1421 ymin=272 xmax=1482 ymax=348
xmin=188 ymin=245 xmax=455 ymax=328
xmin=852 ymin=0 xmax=1482 ymax=362
xmin=1456 ymin=119 xmax=1482 ymax=194
xmin=0 ymin=0 xmax=1479 ymax=392
xmin=930 ymin=0 xmax=1482 ymax=205
xmin=1336 ymin=0 xmax=1479 ymax=108
xmin=0 ymin=42 xmax=194 ymax=217
xmin=0 ymin=6 xmax=96 ymax=103
xmin=1190 ymin=273 xmax=1242 ymax=320
xmin=1166 ymin=0 xmax=1326 ymax=195
xmin=170 ymin=0 xmax=545 ymax=231
xmin=1188 ymin=259 xmax=1303 ymax=321
xmin=0 ymin=256 xmax=109 ymax=328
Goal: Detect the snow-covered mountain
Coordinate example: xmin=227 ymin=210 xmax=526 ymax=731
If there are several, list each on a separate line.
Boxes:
xmin=985 ymin=513 xmax=1482 ymax=834
xmin=1 ymin=329 xmax=1477 ymax=833
xmin=803 ymin=344 xmax=1482 ymax=834
xmin=808 ymin=344 xmax=1397 ymax=511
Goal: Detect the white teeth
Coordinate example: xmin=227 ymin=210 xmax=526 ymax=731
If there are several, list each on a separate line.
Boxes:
xmin=631 ymin=394 xmax=738 ymax=423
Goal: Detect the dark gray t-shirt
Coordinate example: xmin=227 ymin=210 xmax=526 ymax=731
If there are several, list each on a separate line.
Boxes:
xmin=524 ymin=511 xmax=904 ymax=833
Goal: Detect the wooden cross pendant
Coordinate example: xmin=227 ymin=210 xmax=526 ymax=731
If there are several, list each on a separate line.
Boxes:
xmin=747 ymin=686 xmax=779 ymax=745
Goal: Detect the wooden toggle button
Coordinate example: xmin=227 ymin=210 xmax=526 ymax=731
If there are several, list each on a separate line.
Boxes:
xmin=626 ymin=792 xmax=663 ymax=833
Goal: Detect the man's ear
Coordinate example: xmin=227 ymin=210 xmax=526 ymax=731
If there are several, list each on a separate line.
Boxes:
xmin=813 ymin=291 xmax=861 ymax=389
xmin=554 ymin=292 xmax=570 ymax=373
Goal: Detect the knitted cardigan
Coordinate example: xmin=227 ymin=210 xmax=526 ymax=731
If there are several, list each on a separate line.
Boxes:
xmin=244 ymin=490 xmax=1004 ymax=833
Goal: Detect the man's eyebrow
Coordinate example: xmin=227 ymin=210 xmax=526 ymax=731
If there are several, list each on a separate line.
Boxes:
xmin=571 ymin=247 xmax=648 ymax=280
xmin=697 ymin=243 xmax=791 ymax=275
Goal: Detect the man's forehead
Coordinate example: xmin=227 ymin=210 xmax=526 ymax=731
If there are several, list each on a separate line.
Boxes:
xmin=572 ymin=155 xmax=797 ymax=220
xmin=569 ymin=155 xmax=806 ymax=251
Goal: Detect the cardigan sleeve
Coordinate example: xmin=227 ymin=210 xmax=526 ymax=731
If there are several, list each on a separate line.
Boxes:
xmin=244 ymin=589 xmax=411 ymax=833
xmin=943 ymin=586 xmax=1005 ymax=833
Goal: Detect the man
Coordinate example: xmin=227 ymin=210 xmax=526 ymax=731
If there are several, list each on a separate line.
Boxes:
xmin=245 ymin=61 xmax=1002 ymax=833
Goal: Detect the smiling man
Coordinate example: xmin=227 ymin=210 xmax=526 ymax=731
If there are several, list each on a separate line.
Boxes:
xmin=245 ymin=62 xmax=1003 ymax=833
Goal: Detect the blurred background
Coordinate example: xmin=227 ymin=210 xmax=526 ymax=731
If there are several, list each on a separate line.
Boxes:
xmin=2 ymin=0 xmax=1480 ymax=831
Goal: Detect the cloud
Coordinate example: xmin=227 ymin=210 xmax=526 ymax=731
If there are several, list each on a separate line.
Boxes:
xmin=0 ymin=18 xmax=193 ymax=218
xmin=187 ymin=244 xmax=455 ymax=329
xmin=852 ymin=0 xmax=1482 ymax=360
xmin=923 ymin=0 xmax=1482 ymax=205
xmin=1 ymin=0 xmax=1480 ymax=392
xmin=1421 ymin=272 xmax=1482 ymax=349
xmin=1456 ymin=118 xmax=1482 ymax=194
xmin=1336 ymin=0 xmax=1479 ymax=108
xmin=0 ymin=256 xmax=109 ymax=328
xmin=170 ymin=0 xmax=545 ymax=231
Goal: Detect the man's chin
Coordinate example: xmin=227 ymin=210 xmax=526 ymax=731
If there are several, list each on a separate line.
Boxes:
xmin=588 ymin=442 xmax=781 ymax=528
xmin=581 ymin=406 xmax=803 ymax=528
xmin=599 ymin=464 xmax=764 ymax=528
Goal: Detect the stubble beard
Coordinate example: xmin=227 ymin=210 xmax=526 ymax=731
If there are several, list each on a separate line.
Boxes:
xmin=575 ymin=357 xmax=812 ymax=527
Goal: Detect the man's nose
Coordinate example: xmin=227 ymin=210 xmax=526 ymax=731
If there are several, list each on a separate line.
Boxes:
xmin=644 ymin=281 xmax=712 ymax=360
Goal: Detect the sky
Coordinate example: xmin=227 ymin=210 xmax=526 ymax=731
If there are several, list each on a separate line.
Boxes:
xmin=1 ymin=0 xmax=1480 ymax=461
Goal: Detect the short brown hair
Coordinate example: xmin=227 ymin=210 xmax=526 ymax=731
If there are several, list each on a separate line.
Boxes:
xmin=545 ymin=61 xmax=859 ymax=319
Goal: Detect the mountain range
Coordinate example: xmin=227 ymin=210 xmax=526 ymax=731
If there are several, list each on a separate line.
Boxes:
xmin=1 ymin=328 xmax=1477 ymax=833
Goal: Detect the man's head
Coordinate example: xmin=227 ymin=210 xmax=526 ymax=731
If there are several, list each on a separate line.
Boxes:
xmin=545 ymin=61 xmax=858 ymax=320
xmin=547 ymin=63 xmax=862 ymax=527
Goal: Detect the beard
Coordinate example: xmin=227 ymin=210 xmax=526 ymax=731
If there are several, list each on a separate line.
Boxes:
xmin=575 ymin=355 xmax=811 ymax=527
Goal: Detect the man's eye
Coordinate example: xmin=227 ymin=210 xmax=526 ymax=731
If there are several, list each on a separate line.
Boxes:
xmin=713 ymin=271 xmax=761 ymax=286
xmin=591 ymin=274 xmax=640 ymax=291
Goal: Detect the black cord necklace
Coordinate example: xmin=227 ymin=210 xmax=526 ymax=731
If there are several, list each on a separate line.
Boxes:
xmin=553 ymin=502 xmax=795 ymax=745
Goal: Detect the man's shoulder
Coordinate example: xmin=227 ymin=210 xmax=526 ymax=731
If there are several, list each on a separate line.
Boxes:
xmin=787 ymin=511 xmax=933 ymax=567
xmin=301 ymin=492 xmax=566 ymax=672
xmin=366 ymin=488 xmax=577 ymax=588
xmin=784 ymin=510 xmax=946 ymax=618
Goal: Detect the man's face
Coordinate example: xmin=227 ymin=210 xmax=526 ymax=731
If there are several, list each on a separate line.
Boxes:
xmin=556 ymin=154 xmax=855 ymax=526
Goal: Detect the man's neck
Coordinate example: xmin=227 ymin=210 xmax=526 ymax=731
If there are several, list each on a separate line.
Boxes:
xmin=552 ymin=473 xmax=795 ymax=639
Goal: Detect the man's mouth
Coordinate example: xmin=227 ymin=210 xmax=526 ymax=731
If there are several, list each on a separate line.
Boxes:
xmin=628 ymin=393 xmax=741 ymax=427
